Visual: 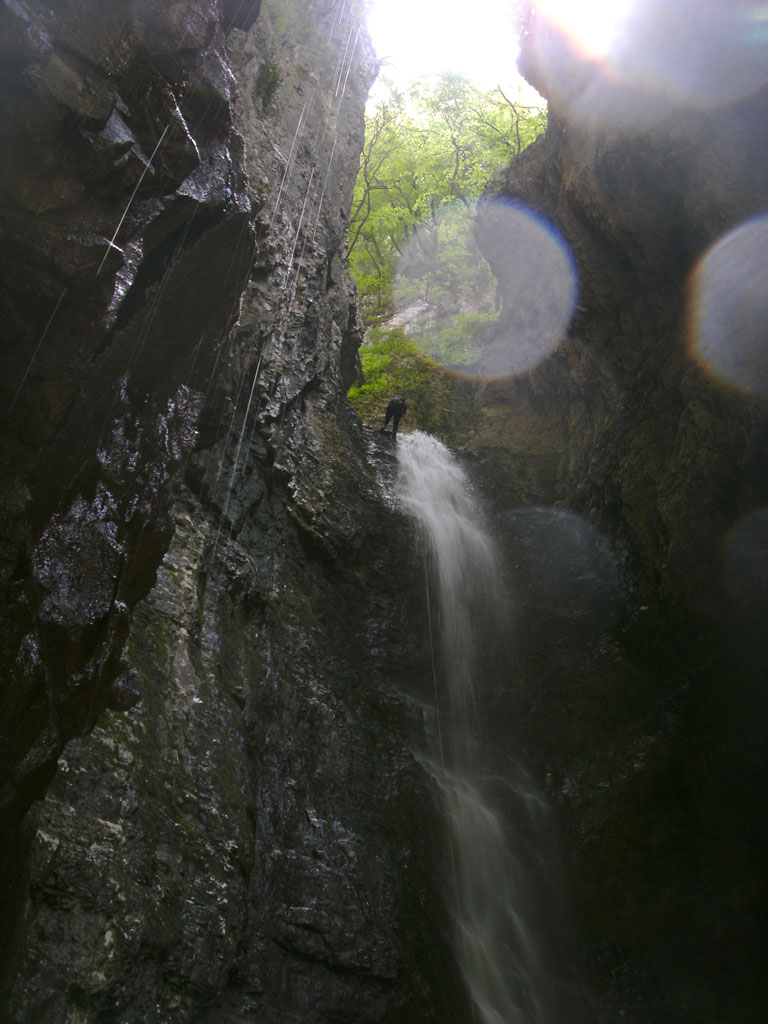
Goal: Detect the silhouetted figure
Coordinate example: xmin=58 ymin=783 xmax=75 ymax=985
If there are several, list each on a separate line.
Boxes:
xmin=381 ymin=395 xmax=408 ymax=439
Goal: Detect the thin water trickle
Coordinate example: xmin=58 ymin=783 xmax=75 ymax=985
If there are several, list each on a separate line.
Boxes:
xmin=268 ymin=90 xmax=316 ymax=231
xmin=397 ymin=431 xmax=561 ymax=1024
xmin=10 ymin=287 xmax=68 ymax=410
xmin=287 ymin=167 xmax=316 ymax=279
xmin=216 ymin=364 xmax=260 ymax=544
xmin=97 ymin=123 xmax=170 ymax=275
xmin=337 ymin=25 xmax=361 ymax=99
xmin=192 ymin=0 xmax=363 ymax=523
xmin=333 ymin=19 xmax=356 ymax=94
xmin=312 ymin=138 xmax=337 ymax=240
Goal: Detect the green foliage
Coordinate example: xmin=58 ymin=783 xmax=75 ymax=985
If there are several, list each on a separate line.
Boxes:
xmin=347 ymin=74 xmax=546 ymax=442
xmin=349 ymin=74 xmax=547 ymax=323
xmin=419 ymin=312 xmax=500 ymax=368
xmin=348 ymin=327 xmax=480 ymax=442
xmin=267 ymin=0 xmax=300 ymax=41
xmin=256 ymin=56 xmax=281 ymax=108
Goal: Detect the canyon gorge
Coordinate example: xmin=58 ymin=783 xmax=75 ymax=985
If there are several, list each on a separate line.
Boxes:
xmin=1 ymin=1 xmax=766 ymax=1021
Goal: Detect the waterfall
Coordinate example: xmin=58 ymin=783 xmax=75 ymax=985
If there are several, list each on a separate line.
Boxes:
xmin=397 ymin=431 xmax=560 ymax=1024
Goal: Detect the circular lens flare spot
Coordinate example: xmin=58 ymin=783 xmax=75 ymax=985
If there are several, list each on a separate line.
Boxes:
xmin=392 ymin=203 xmax=501 ymax=370
xmin=532 ymin=0 xmax=768 ymax=130
xmin=617 ymin=0 xmax=768 ymax=109
xmin=392 ymin=201 xmax=576 ymax=378
xmin=502 ymin=506 xmax=624 ymax=628
xmin=688 ymin=216 xmax=768 ymax=395
xmin=473 ymin=200 xmax=578 ymax=376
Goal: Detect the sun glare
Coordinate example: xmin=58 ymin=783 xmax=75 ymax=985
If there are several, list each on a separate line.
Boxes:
xmin=367 ymin=0 xmax=522 ymax=89
xmin=536 ymin=0 xmax=636 ymax=57
xmin=367 ymin=0 xmax=636 ymax=88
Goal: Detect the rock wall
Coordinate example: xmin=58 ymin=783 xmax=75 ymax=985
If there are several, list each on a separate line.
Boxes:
xmin=0 ymin=0 xmax=260 ymax=872
xmin=468 ymin=4 xmax=768 ymax=1021
xmin=2 ymin=1 xmax=471 ymax=1020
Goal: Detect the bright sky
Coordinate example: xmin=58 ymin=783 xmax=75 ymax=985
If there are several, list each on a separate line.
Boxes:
xmin=367 ymin=0 xmax=522 ymax=90
xmin=366 ymin=0 xmax=636 ymax=94
xmin=537 ymin=0 xmax=635 ymax=56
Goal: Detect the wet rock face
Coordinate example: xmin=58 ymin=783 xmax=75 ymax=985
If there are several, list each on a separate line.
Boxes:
xmin=472 ymin=5 xmax=768 ymax=1021
xmin=7 ymin=467 xmax=463 ymax=1022
xmin=6 ymin=0 xmax=766 ymax=1021
xmin=0 ymin=0 xmax=259 ymax=832
xmin=2 ymin=1 xmax=470 ymax=1020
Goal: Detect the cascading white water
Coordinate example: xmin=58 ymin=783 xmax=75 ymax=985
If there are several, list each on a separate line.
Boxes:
xmin=398 ymin=432 xmax=504 ymax=757
xmin=397 ymin=431 xmax=557 ymax=1024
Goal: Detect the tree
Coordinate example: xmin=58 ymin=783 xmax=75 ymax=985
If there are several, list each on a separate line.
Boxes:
xmin=348 ymin=74 xmax=547 ymax=325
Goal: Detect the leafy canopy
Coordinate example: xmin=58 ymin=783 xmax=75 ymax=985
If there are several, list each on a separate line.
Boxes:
xmin=348 ymin=74 xmax=547 ymax=324
xmin=347 ymin=74 xmax=546 ymax=441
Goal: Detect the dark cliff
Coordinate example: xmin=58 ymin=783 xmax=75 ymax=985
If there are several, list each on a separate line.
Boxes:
xmin=2 ymin=1 xmax=464 ymax=1019
xmin=0 ymin=0 xmax=262 ymax=877
xmin=468 ymin=4 xmax=768 ymax=1020
xmin=0 ymin=0 xmax=261 ymax=832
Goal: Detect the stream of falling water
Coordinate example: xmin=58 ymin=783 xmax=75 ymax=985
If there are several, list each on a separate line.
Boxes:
xmin=397 ymin=431 xmax=558 ymax=1024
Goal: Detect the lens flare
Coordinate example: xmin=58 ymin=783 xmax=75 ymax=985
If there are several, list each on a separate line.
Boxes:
xmin=532 ymin=0 xmax=768 ymax=130
xmin=392 ymin=203 xmax=499 ymax=371
xmin=392 ymin=201 xmax=577 ymax=377
xmin=502 ymin=506 xmax=624 ymax=627
xmin=536 ymin=0 xmax=636 ymax=57
xmin=473 ymin=200 xmax=578 ymax=376
xmin=617 ymin=0 xmax=768 ymax=109
xmin=688 ymin=216 xmax=768 ymax=395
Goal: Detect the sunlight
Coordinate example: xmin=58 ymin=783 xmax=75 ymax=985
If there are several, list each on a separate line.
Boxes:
xmin=536 ymin=0 xmax=636 ymax=57
xmin=367 ymin=0 xmax=521 ymax=88
xmin=368 ymin=0 xmax=768 ymax=116
xmin=367 ymin=0 xmax=636 ymax=86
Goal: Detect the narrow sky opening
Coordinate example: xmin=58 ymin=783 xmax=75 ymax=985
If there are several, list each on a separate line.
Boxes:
xmin=367 ymin=0 xmax=526 ymax=91
xmin=367 ymin=0 xmax=635 ymax=92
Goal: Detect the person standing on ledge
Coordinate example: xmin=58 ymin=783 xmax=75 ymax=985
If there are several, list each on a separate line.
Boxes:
xmin=380 ymin=395 xmax=408 ymax=439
